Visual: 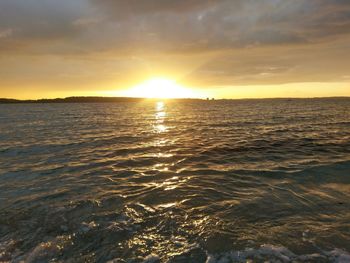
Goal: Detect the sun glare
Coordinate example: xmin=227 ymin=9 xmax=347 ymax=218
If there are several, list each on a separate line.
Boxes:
xmin=122 ymin=78 xmax=198 ymax=99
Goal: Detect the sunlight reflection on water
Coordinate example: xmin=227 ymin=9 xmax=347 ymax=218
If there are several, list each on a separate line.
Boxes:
xmin=153 ymin=101 xmax=171 ymax=172
xmin=154 ymin=101 xmax=167 ymax=133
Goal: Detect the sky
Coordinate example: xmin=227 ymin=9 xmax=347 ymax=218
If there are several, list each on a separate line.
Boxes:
xmin=0 ymin=0 xmax=349 ymax=99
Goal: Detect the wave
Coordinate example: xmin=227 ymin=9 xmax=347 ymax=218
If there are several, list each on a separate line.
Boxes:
xmin=205 ymin=245 xmax=350 ymax=263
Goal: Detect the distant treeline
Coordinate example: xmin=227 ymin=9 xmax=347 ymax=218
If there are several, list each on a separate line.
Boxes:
xmin=0 ymin=96 xmax=203 ymax=104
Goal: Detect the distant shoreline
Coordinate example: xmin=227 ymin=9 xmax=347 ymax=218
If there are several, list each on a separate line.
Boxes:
xmin=0 ymin=96 xmax=350 ymax=104
xmin=0 ymin=97 xmax=203 ymax=104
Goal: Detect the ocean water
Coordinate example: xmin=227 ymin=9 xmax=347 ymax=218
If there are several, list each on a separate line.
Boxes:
xmin=0 ymin=98 xmax=350 ymax=262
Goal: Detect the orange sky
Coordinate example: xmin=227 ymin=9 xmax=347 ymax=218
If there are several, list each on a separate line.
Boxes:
xmin=0 ymin=0 xmax=350 ymax=99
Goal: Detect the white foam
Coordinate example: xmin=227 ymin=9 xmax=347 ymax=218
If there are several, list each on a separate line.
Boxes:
xmin=205 ymin=244 xmax=350 ymax=263
xmin=143 ymin=254 xmax=160 ymax=263
xmin=327 ymin=249 xmax=350 ymax=263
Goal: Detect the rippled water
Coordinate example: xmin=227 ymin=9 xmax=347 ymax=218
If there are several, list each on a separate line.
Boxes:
xmin=1 ymin=99 xmax=350 ymax=262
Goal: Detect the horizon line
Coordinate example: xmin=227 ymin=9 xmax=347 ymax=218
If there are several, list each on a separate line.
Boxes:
xmin=1 ymin=95 xmax=350 ymax=103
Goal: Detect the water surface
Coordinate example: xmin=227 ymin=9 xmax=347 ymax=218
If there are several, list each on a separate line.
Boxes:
xmin=0 ymin=99 xmax=350 ymax=262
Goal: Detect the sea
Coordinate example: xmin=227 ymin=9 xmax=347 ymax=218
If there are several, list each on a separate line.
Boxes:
xmin=0 ymin=98 xmax=350 ymax=262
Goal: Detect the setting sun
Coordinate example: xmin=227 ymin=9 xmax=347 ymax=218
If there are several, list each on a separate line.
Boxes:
xmin=121 ymin=78 xmax=199 ymax=99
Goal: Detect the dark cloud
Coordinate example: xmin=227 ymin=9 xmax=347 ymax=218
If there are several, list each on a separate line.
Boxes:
xmin=1 ymin=0 xmax=350 ymax=53
xmin=0 ymin=0 xmax=88 ymax=38
xmin=0 ymin=0 xmax=92 ymax=55
xmin=88 ymin=0 xmax=350 ymax=52
xmin=92 ymin=0 xmax=217 ymax=15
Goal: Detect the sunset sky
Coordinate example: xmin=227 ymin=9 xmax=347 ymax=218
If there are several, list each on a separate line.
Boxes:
xmin=0 ymin=0 xmax=350 ymax=99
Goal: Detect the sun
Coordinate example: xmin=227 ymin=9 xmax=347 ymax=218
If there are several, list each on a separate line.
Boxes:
xmin=122 ymin=78 xmax=198 ymax=99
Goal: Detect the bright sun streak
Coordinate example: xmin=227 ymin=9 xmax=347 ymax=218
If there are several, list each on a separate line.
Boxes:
xmin=122 ymin=78 xmax=198 ymax=99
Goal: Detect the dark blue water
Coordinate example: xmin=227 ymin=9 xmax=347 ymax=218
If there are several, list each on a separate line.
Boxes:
xmin=0 ymin=99 xmax=350 ymax=262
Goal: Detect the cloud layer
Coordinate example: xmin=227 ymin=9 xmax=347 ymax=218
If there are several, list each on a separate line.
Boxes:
xmin=0 ymin=0 xmax=350 ymax=97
